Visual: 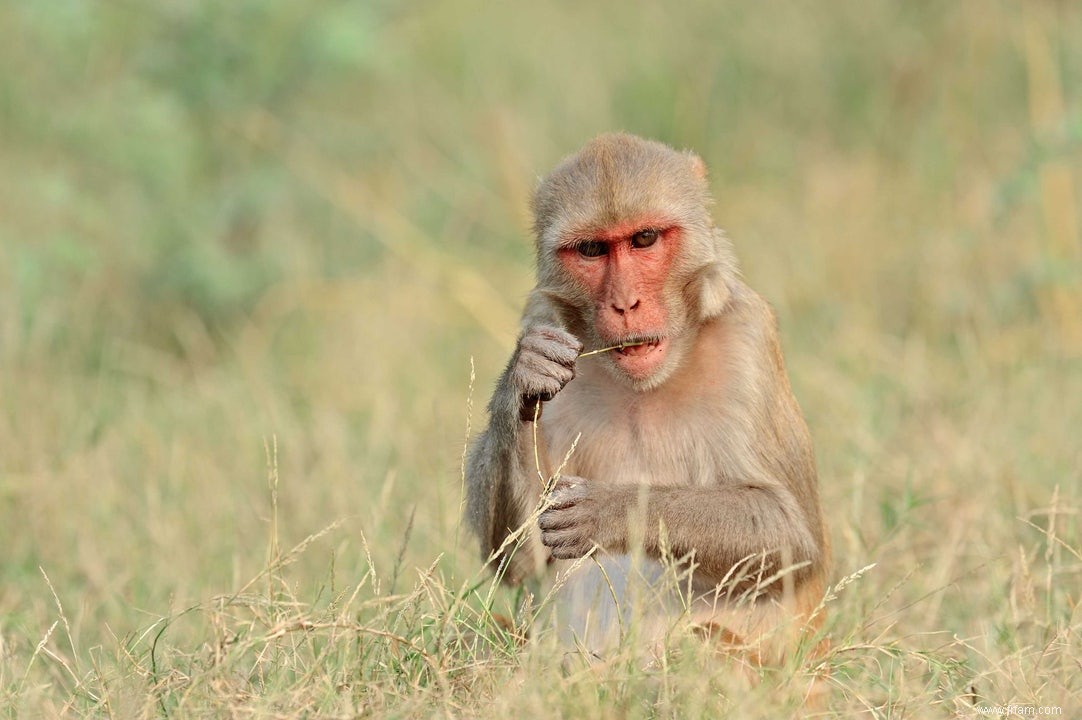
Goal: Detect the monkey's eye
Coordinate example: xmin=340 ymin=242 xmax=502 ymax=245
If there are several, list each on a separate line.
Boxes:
xmin=576 ymin=240 xmax=609 ymax=258
xmin=631 ymin=229 xmax=659 ymax=249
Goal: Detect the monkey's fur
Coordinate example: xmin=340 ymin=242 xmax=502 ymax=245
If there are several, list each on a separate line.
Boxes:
xmin=465 ymin=133 xmax=828 ymax=655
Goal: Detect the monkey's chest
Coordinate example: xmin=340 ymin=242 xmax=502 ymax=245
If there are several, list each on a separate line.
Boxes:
xmin=541 ymin=397 xmax=721 ymax=487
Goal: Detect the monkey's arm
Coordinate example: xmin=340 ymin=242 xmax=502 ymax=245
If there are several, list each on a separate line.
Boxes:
xmin=539 ymin=475 xmax=820 ymax=590
xmin=464 ymin=384 xmax=539 ymax=583
xmin=465 ymin=319 xmax=582 ymax=583
xmin=630 ymin=479 xmax=820 ymax=589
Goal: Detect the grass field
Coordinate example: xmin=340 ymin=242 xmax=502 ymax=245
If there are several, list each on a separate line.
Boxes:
xmin=1 ymin=1 xmax=1080 ymax=716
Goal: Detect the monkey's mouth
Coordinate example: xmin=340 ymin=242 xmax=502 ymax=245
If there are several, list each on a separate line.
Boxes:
xmin=610 ymin=335 xmax=668 ymax=378
xmin=614 ymin=335 xmax=664 ymax=356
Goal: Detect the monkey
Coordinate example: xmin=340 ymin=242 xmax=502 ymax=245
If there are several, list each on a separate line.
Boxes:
xmin=465 ymin=133 xmax=829 ymax=659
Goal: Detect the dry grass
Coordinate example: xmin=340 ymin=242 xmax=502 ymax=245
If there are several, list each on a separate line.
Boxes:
xmin=0 ymin=1 xmax=1080 ymax=717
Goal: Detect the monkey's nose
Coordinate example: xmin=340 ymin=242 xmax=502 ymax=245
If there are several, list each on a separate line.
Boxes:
xmin=612 ymin=299 xmax=641 ymax=315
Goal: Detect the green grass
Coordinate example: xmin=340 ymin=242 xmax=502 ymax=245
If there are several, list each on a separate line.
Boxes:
xmin=1 ymin=1 xmax=1080 ymax=716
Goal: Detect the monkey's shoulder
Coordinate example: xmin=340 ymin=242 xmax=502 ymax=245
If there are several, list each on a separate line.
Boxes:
xmin=719 ymin=280 xmax=784 ymax=342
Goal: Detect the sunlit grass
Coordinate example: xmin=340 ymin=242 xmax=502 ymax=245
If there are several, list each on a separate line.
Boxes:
xmin=1 ymin=1 xmax=1080 ymax=716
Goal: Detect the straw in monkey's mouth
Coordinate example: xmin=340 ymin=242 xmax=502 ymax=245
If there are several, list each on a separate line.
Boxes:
xmin=613 ymin=335 xmax=664 ymax=357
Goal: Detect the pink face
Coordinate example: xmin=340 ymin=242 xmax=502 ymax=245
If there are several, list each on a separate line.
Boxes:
xmin=557 ymin=218 xmax=680 ymax=382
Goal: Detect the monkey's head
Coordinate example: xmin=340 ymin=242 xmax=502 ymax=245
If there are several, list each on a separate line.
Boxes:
xmin=531 ymin=133 xmax=738 ymax=390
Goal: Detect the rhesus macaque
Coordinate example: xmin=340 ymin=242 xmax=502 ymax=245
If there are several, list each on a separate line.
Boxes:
xmin=465 ymin=133 xmax=828 ymax=657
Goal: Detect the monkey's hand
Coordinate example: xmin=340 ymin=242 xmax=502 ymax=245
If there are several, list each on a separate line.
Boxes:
xmin=538 ymin=476 xmax=622 ymax=559
xmin=510 ymin=326 xmax=582 ymax=422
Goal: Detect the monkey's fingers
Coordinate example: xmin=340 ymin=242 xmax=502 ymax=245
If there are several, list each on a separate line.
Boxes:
xmin=546 ymin=541 xmax=595 ymax=560
xmin=512 ymin=354 xmax=575 ymax=405
xmin=538 ymin=507 xmax=577 ymax=529
xmin=539 ymin=526 xmax=581 ymax=547
xmin=524 ymin=326 xmax=583 ymax=358
xmin=539 ymin=485 xmax=584 ymax=513
xmin=520 ymin=328 xmax=582 ymax=367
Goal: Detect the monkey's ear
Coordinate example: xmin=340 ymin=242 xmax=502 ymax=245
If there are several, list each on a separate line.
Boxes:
xmin=695 ymin=262 xmax=731 ymax=320
xmin=688 ymin=153 xmax=708 ymax=180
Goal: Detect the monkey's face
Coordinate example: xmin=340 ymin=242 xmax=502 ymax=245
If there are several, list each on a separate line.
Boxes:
xmin=532 ymin=134 xmax=729 ymax=390
xmin=554 ymin=221 xmax=692 ymax=388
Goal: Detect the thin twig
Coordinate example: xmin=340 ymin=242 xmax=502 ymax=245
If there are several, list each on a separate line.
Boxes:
xmin=532 ymin=400 xmax=545 ymax=486
xmin=577 ymin=341 xmax=638 ymax=358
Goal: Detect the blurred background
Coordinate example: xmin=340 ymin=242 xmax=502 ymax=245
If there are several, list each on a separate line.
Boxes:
xmin=0 ymin=0 xmax=1079 ymax=713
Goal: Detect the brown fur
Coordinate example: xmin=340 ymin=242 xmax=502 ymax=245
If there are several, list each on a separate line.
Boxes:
xmin=465 ymin=133 xmax=829 ymax=658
